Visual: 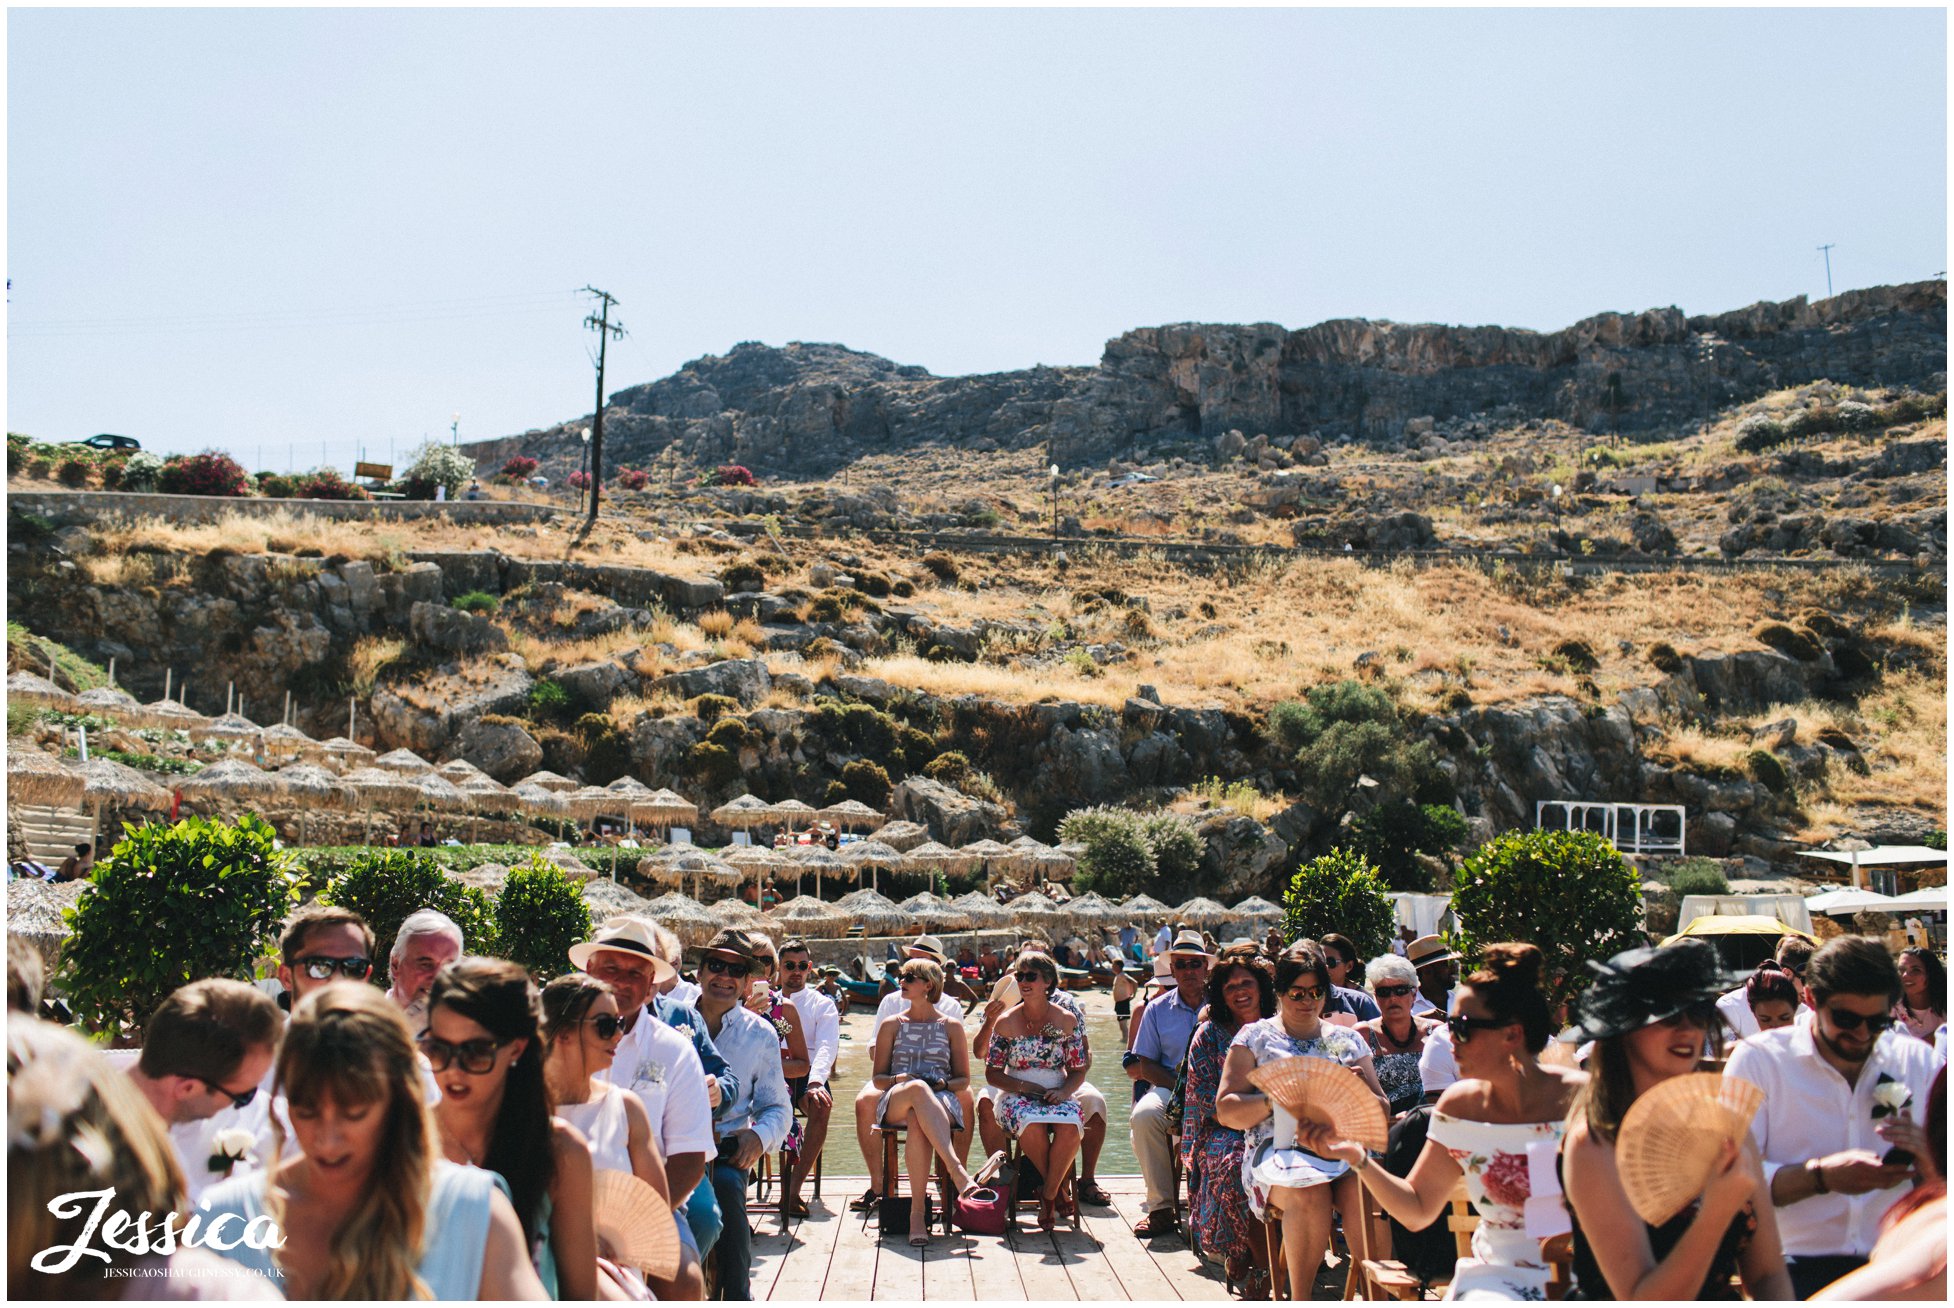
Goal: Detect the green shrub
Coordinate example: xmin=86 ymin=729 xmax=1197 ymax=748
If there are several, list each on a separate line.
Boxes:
xmin=256 ymin=472 xmax=297 ymax=499
xmin=839 ymin=759 xmax=893 ymax=808
xmin=1551 ymin=639 xmax=1599 ymax=674
xmin=527 ymin=679 xmax=569 ymax=714
xmin=1924 ymin=830 xmax=1947 ymax=851
xmin=1752 ymin=621 xmax=1824 ymax=661
xmin=317 ymin=849 xmax=498 ymax=987
xmin=56 ymin=456 xmax=94 ymax=487
xmin=119 ymin=451 xmax=165 ymax=491
xmin=494 ymin=856 xmax=593 ymax=982
xmin=8 ymin=622 xmax=109 ymax=692
xmin=1451 ymin=830 xmax=1644 ymax=1008
xmin=705 ymin=717 xmax=751 ymax=751
xmin=1281 ymin=847 xmax=1395 ymax=964
xmin=892 ymin=579 xmax=915 ymax=599
xmin=1667 ymin=857 xmax=1730 ymax=897
xmin=923 ymin=751 xmax=973 ymax=785
xmin=692 ymin=693 xmax=740 ymax=724
xmin=1746 ymin=749 xmax=1792 ymax=796
xmin=684 ymin=741 xmax=739 ymax=788
xmin=1139 ymin=812 xmax=1204 ymax=884
xmin=1351 ymin=801 xmax=1469 ymax=891
xmin=573 ymin=713 xmax=633 ymax=782
xmin=1059 ymin=806 xmax=1156 ymax=897
xmin=1267 ymin=680 xmax=1452 ymax=811
xmin=452 ymin=590 xmax=500 ymax=615
xmin=1734 ymin=414 xmax=1788 ymax=453
xmin=57 ymin=815 xmax=302 ymax=1039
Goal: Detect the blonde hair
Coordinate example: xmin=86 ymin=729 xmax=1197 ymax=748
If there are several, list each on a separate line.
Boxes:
xmin=898 ymin=957 xmax=944 ymax=1004
xmin=270 ymin=982 xmax=435 ymax=1300
xmin=9 ymin=1018 xmax=186 ymax=1298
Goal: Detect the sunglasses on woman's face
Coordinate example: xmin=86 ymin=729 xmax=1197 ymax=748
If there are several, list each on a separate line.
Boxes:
xmin=1283 ymin=986 xmax=1323 ymax=1004
xmin=583 ymin=1013 xmax=623 ymax=1040
xmin=1373 ymin=984 xmax=1415 ymax=999
xmin=1655 ymin=1001 xmax=1720 ymax=1031
xmin=419 ymin=1034 xmax=508 ymax=1075
xmin=1014 ymin=969 xmax=1045 ymax=984
xmin=1446 ymin=1014 xmax=1517 ymax=1043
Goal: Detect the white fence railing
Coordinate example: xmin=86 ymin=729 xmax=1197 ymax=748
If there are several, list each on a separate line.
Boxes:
xmin=1535 ymin=800 xmax=1686 ymax=856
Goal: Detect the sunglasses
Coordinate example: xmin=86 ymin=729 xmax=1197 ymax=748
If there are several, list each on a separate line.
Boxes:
xmin=1654 ymin=1001 xmax=1719 ymax=1031
xmin=781 ymin=959 xmax=812 ymax=971
xmin=1825 ymin=1006 xmax=1896 ymax=1036
xmin=1013 ymin=969 xmax=1046 ymax=983
xmin=702 ymin=957 xmax=750 ymax=977
xmin=1447 ymin=1014 xmax=1519 ymax=1043
xmin=754 ymin=957 xmax=776 ymax=970
xmin=1373 ymin=984 xmax=1416 ymax=999
xmin=1171 ymin=958 xmax=1208 ymax=972
xmin=419 ymin=1035 xmax=509 ymax=1075
xmin=295 ymin=955 xmax=372 ymax=981
xmin=199 ymin=1077 xmax=258 ymax=1111
xmin=583 ymin=1013 xmax=624 ymax=1040
xmin=1284 ymin=986 xmax=1324 ymax=1003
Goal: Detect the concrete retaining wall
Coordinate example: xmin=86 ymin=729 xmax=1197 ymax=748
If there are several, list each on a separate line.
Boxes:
xmin=7 ymin=490 xmax=560 ymax=526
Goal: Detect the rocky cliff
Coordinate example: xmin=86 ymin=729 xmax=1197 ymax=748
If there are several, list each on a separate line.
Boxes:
xmin=469 ymin=281 xmax=1946 ymax=475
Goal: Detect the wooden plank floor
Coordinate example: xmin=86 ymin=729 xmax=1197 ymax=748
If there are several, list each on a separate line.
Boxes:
xmin=746 ymin=1173 xmax=1243 ymax=1301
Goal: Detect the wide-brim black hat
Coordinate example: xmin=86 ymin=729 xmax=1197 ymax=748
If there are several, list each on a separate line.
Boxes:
xmin=1567 ymin=938 xmax=1735 ymax=1042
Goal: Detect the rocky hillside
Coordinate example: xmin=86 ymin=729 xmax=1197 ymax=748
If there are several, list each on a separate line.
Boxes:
xmin=466 ymin=281 xmax=1946 ymax=477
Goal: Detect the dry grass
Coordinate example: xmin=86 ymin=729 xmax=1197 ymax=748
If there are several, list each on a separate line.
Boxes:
xmin=503 ymin=627 xmax=650 ymax=670
xmin=696 ymin=610 xmax=735 ymax=639
xmin=346 ymin=635 xmax=405 ymax=697
xmin=1646 ymin=723 xmax=1751 ymax=775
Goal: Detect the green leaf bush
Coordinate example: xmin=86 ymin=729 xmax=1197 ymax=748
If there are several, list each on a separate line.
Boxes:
xmin=1451 ymin=830 xmax=1644 ymax=1008
xmin=317 ymin=849 xmax=498 ymax=986
xmin=57 ymin=815 xmax=302 ymax=1040
xmin=1058 ymin=805 xmax=1209 ymax=900
xmin=494 ymin=857 xmax=593 ymax=982
xmin=1666 ymin=856 xmax=1730 ymax=897
xmin=1280 ymin=847 xmax=1395 ymax=964
xmin=1266 ymin=679 xmax=1449 ymax=811
xmin=1350 ymin=800 xmax=1469 ymax=891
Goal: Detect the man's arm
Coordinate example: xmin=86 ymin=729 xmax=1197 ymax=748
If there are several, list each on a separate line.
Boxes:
xmin=661 ymin=998 xmax=740 ymax=1106
xmin=1125 ymin=997 xmax=1175 ymax=1085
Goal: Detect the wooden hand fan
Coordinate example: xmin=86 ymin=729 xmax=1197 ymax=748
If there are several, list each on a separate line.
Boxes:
xmin=1247 ymin=1055 xmax=1388 ymax=1153
xmin=591 ymin=1168 xmax=682 ymax=1279
xmin=1617 ymin=1072 xmax=1765 ymax=1226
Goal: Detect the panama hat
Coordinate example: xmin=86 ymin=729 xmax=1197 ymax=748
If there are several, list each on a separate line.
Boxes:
xmin=568 ymin=915 xmax=677 ymax=986
xmin=1166 ymin=928 xmax=1215 ymax=959
xmin=1405 ymin=936 xmax=1457 ymax=970
xmin=905 ymin=934 xmax=949 ymax=964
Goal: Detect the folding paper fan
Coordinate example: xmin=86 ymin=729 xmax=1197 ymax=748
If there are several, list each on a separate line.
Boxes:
xmin=1617 ymin=1073 xmax=1765 ymax=1226
xmin=591 ymin=1168 xmax=681 ymax=1279
xmin=1247 ymin=1055 xmax=1389 ymax=1153
xmin=990 ymin=973 xmax=1020 ymax=1007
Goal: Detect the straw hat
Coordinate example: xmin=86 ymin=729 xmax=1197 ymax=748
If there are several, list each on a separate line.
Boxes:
xmin=1404 ymin=935 xmax=1457 ymax=970
xmin=904 ymin=934 xmax=949 ymax=964
xmin=1616 ymin=1072 xmax=1766 ymax=1225
xmin=989 ymin=973 xmax=1021 ymax=1007
xmin=1247 ymin=1055 xmax=1389 ymax=1153
xmin=590 ymin=1169 xmax=681 ymax=1277
xmin=567 ymin=915 xmax=677 ymax=986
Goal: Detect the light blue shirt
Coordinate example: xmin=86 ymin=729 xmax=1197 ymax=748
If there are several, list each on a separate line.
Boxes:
xmin=697 ymin=1002 xmax=791 ymax=1153
xmin=1133 ymin=987 xmax=1202 ymax=1073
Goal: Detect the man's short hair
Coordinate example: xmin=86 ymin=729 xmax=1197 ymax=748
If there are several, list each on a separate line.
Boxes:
xmin=137 ymin=979 xmax=281 ymax=1082
xmin=1806 ymin=935 xmax=1901 ymax=1005
xmin=1774 ymin=934 xmax=1815 ymax=976
xmin=389 ymin=909 xmax=463 ymax=964
xmin=8 ymin=935 xmax=45 ymax=1013
xmin=279 ymin=904 xmax=375 ymax=966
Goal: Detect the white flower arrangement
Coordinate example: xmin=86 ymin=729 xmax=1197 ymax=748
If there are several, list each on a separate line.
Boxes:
xmin=1871 ymin=1074 xmax=1912 ymax=1119
xmin=206 ymin=1128 xmax=256 ymax=1176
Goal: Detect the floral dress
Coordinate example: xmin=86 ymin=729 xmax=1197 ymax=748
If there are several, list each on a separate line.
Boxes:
xmin=1428 ymin=1113 xmax=1566 ymax=1300
xmin=985 ymin=1017 xmax=1088 ymax=1136
xmin=1360 ymin=1019 xmax=1434 ymax=1116
xmin=757 ymin=994 xmax=804 ymax=1156
xmin=1179 ymin=1019 xmax=1258 ymax=1291
xmin=1229 ymin=1017 xmax=1368 ymax=1219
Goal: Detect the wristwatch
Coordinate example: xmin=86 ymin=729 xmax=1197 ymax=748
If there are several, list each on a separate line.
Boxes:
xmin=1807 ymin=1159 xmax=1829 ymax=1194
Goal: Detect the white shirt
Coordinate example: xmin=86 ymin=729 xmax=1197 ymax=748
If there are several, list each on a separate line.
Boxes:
xmin=667 ymin=978 xmax=702 ymax=1008
xmin=784 ymin=985 xmax=841 ymax=1085
xmin=1410 ymin=987 xmax=1454 ymax=1017
xmin=875 ymin=990 xmax=965 ymax=1026
xmin=1716 ymin=985 xmax=1758 ymax=1039
xmin=596 ymin=1005 xmax=716 ymax=1158
xmin=1417 ymin=1021 xmax=1458 ymax=1097
xmin=1725 ymin=1021 xmax=1945 ymax=1257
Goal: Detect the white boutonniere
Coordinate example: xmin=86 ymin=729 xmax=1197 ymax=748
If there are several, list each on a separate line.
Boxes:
xmin=1871 ymin=1074 xmax=1912 ymax=1120
xmin=636 ymin=1059 xmax=666 ymax=1088
xmin=207 ymin=1128 xmax=256 ymax=1177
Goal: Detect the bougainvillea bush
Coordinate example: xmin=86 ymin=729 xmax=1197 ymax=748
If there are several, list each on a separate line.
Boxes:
xmin=157 ymin=451 xmax=252 ymax=497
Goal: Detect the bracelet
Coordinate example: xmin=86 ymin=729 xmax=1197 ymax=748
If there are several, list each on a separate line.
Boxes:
xmin=1353 ymin=1152 xmax=1372 ymax=1173
xmin=1809 ymin=1161 xmax=1829 ymax=1195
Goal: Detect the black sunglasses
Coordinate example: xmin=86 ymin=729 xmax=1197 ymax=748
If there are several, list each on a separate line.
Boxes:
xmin=1013 ymin=969 xmax=1046 ymax=983
xmin=199 ymin=1077 xmax=258 ymax=1111
xmin=1373 ymin=984 xmax=1416 ymax=999
xmin=1825 ymin=1006 xmax=1896 ymax=1036
xmin=296 ymin=955 xmax=372 ymax=981
xmin=1654 ymin=1001 xmax=1720 ymax=1031
xmin=781 ymin=959 xmax=812 ymax=970
xmin=1171 ymin=958 xmax=1209 ymax=972
xmin=418 ymin=1034 xmax=508 ymax=1075
xmin=702 ymin=957 xmax=750 ymax=977
xmin=583 ymin=1013 xmax=623 ymax=1040
xmin=1447 ymin=1014 xmax=1519 ymax=1043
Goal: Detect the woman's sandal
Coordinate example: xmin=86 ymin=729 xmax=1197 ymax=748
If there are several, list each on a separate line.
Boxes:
xmin=908 ymin=1224 xmax=931 ymax=1248
xmin=1038 ymin=1196 xmax=1057 ymax=1231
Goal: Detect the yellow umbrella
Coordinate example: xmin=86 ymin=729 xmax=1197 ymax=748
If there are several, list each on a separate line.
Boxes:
xmin=1662 ymin=914 xmax=1817 ymax=946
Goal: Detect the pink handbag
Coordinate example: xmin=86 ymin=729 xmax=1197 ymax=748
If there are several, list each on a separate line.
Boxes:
xmin=952 ymin=1186 xmax=1006 ymax=1236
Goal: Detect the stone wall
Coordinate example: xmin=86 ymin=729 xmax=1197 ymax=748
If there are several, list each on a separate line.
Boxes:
xmin=8 ymin=490 xmax=559 ymax=526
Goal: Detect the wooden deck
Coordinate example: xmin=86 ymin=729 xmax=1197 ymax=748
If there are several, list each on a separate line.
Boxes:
xmin=747 ymin=1173 xmax=1350 ymax=1301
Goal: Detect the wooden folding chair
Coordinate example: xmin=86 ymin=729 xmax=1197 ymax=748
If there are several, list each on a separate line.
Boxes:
xmin=1005 ymin=1130 xmax=1080 ymax=1231
xmin=1347 ymin=1180 xmax=1429 ymax=1300
xmin=1543 ymin=1232 xmax=1575 ymax=1301
xmin=871 ymin=1124 xmax=953 ymax=1236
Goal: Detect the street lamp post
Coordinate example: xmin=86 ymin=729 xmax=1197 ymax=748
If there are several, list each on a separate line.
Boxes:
xmin=1549 ymin=483 xmax=1563 ymax=551
xmin=451 ymin=412 xmax=461 ymax=446
xmin=1049 ymin=463 xmax=1060 ymax=550
xmin=579 ymin=427 xmax=592 ymax=514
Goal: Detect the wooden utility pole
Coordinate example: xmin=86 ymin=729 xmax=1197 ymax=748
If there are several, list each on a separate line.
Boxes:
xmin=581 ymin=287 xmax=625 ymax=530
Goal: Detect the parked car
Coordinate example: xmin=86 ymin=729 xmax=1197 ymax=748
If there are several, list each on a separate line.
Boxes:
xmin=75 ymin=434 xmax=141 ymax=452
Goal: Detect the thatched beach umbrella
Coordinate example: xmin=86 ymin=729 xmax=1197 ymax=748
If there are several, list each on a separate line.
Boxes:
xmin=175 ymin=758 xmax=282 ymax=814
xmin=267 ymin=762 xmax=353 ymax=846
xmin=73 ymin=686 xmax=145 ymax=722
xmin=456 ymin=774 xmax=515 ymax=843
xmin=75 ymin=756 xmax=172 ymax=815
xmin=6 ymin=878 xmax=91 ymax=975
xmin=561 ymin=786 xmax=624 ymax=825
xmin=640 ymin=848 xmax=739 ymax=900
xmin=840 ymin=839 xmax=904 ymax=894
xmin=818 ymin=799 xmax=884 ymax=832
xmin=898 ymin=892 xmax=975 ymax=934
xmin=630 ymin=788 xmax=698 ymax=834
xmin=873 ymin=820 xmax=929 ymax=853
xmin=1059 ymin=891 xmax=1123 ymax=933
xmin=949 ymin=891 xmax=1016 ymax=930
xmin=1174 ymin=897 xmax=1236 ymax=932
xmin=516 ymin=769 xmax=579 ymax=793
xmin=340 ymin=765 xmax=422 ymax=842
xmin=190 ymin=713 xmax=264 ymax=747
xmin=8 ymin=672 xmax=76 ymax=712
xmin=7 ymin=748 xmax=86 ymax=810
xmin=436 ymin=758 xmax=491 ymax=785
xmin=710 ymin=897 xmax=771 ymax=933
xmin=375 ymin=748 xmax=433 ymax=775
xmin=142 ymin=698 xmax=207 ymax=730
xmin=903 ymin=840 xmax=973 ymax=877
xmin=1120 ymin=895 xmax=1176 ymax=927
xmin=831 ymin=888 xmax=918 ymax=936
xmin=582 ymin=877 xmax=650 ymax=920
xmin=606 ymin=775 xmax=653 ymax=798
xmin=639 ymin=893 xmax=720 ymax=948
xmin=785 ymin=843 xmax=848 ymax=900
xmin=1231 ymin=896 xmax=1285 ymax=927
xmin=509 ymin=782 xmax=571 ymax=821
xmin=410 ymin=774 xmax=469 ymax=840
xmin=319 ymin=736 xmax=376 ymax=771
xmin=1026 ymin=848 xmax=1078 ymax=884
xmin=765 ymin=895 xmax=849 ymax=940
xmin=768 ymin=798 xmax=818 ymax=837
xmin=261 ymin=723 xmax=319 ymax=765
xmin=1008 ymin=891 xmax=1067 ymax=934
xmin=711 ymin=794 xmax=773 ymax=833
xmin=722 ymin=845 xmax=790 ymax=885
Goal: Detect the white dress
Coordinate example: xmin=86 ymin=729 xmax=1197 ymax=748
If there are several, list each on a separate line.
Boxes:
xmin=1229 ymin=1018 xmax=1368 ymax=1219
xmin=1427 ymin=1112 xmax=1568 ymax=1301
xmin=556 ymin=1081 xmax=634 ymax=1174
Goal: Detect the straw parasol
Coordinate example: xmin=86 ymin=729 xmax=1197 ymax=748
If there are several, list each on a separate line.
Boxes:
xmin=410 ymin=773 xmax=469 ymax=817
xmin=711 ymin=794 xmax=774 ymax=831
xmin=1120 ymin=895 xmax=1176 ymax=926
xmin=818 ymin=799 xmax=884 ymax=832
xmin=582 ymin=877 xmax=651 ymax=920
xmin=453 ymin=862 xmax=511 ymax=895
xmin=7 ymin=672 xmax=76 ymax=711
xmin=1174 ymin=897 xmax=1238 ymax=932
xmin=1231 ymin=896 xmax=1285 ymax=927
xmin=831 ymin=888 xmax=918 ymax=936
xmin=1008 ymin=891 xmax=1067 ymax=932
xmin=767 ymin=798 xmax=818 ymax=834
xmin=175 ymin=758 xmax=283 ymax=812
xmin=561 ymin=785 xmax=626 ymax=824
xmin=8 ymin=748 xmax=86 ymax=809
xmin=1058 ymin=891 xmax=1123 ymax=932
xmin=765 ymin=895 xmax=849 ymax=940
xmin=341 ymin=766 xmax=423 ymax=811
xmin=638 ymin=848 xmax=739 ymax=900
xmin=898 ymin=892 xmax=975 ymax=934
xmin=142 ymin=698 xmax=207 ymax=730
xmin=516 ymin=769 xmax=579 ymax=793
xmin=784 ymin=843 xmax=848 ymax=899
xmin=73 ymin=686 xmax=146 ymax=722
xmin=903 ymin=840 xmax=974 ymax=876
xmin=75 ymin=756 xmax=172 ymax=813
xmin=606 ymin=775 xmax=654 ymax=798
xmin=375 ymin=748 xmax=433 ymax=774
xmin=872 ymin=820 xmax=930 ymax=852
xmin=261 ymin=723 xmax=319 ymax=764
xmin=509 ymin=782 xmax=571 ymax=820
xmin=319 ymin=736 xmax=376 ymax=770
xmin=949 ymin=891 xmax=1016 ymax=929
xmin=436 ymin=758 xmax=491 ymax=785
xmin=722 ymin=845 xmax=791 ymax=883
xmin=960 ymin=838 xmax=1016 ymax=891
xmin=1003 ymin=835 xmax=1054 ymax=871
xmin=1023 ymin=847 xmax=1079 ymax=884
xmin=638 ymin=893 xmax=721 ymax=948
xmin=630 ymin=788 xmax=697 ymax=831
xmin=839 ymin=839 xmax=904 ymax=894
xmin=710 ymin=898 xmax=771 ymax=933
xmin=270 ymin=763 xmax=352 ymax=812
xmin=189 ymin=713 xmax=264 ymax=746
xmin=455 ymin=774 xmax=516 ymax=842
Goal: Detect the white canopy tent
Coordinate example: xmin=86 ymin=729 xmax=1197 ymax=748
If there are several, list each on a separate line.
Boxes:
xmin=1803 ymin=887 xmax=1901 ymax=917
xmin=1800 ymin=845 xmax=1948 ymax=891
xmin=1885 ymin=884 xmax=1949 ymax=912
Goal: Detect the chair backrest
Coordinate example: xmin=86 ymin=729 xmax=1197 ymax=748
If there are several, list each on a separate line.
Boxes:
xmin=1542 ymin=1232 xmax=1575 ymax=1300
xmin=1446 ymin=1179 xmax=1478 ymax=1261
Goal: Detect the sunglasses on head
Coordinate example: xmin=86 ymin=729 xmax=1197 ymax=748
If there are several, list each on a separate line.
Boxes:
xmin=296 ymin=955 xmax=372 ymax=981
xmin=1373 ymin=984 xmax=1416 ymax=999
xmin=1446 ymin=1013 xmax=1519 ymax=1043
xmin=418 ymin=1034 xmax=508 ymax=1075
xmin=702 ymin=957 xmax=750 ymax=977
xmin=199 ymin=1077 xmax=258 ymax=1111
xmin=583 ymin=1013 xmax=623 ymax=1040
xmin=1825 ymin=1006 xmax=1896 ymax=1035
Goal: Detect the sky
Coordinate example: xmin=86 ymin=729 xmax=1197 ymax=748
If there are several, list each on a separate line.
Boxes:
xmin=7 ymin=5 xmax=1947 ymax=470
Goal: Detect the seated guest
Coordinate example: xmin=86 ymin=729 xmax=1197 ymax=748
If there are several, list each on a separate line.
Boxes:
xmin=985 ymin=949 xmax=1087 ymax=1230
xmin=1356 ymin=953 xmax=1442 ymax=1117
xmin=851 ymin=935 xmax=972 ymax=1211
xmin=1894 ymin=947 xmax=1946 ymax=1043
xmin=10 ymin=1018 xmax=279 ymax=1299
xmin=1743 ymin=961 xmax=1803 ymax=1034
xmin=1562 ymin=940 xmax=1793 ymax=1300
xmin=1179 ymin=943 xmax=1277 ymax=1295
xmin=426 ymin=958 xmax=599 ymax=1300
xmin=777 ymin=938 xmax=840 ymax=1218
xmin=1216 ymin=940 xmax=1390 ymax=1301
xmin=1307 ymin=944 xmax=1582 ymax=1298
xmin=690 ymin=928 xmax=791 ymax=1301
xmin=1727 ymin=935 xmax=1942 ymax=1297
xmin=199 ymin=983 xmax=546 ymax=1298
xmin=872 ymin=958 xmax=988 ymax=1247
xmin=53 ymin=842 xmax=92 ymax=882
xmin=1406 ymin=935 xmax=1458 ymax=1015
xmin=1126 ymin=928 xmax=1211 ymax=1237
xmin=1319 ymin=932 xmax=1382 ymax=1024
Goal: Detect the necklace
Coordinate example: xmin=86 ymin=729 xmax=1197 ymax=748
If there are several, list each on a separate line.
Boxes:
xmin=1375 ymin=1017 xmax=1419 ymax=1052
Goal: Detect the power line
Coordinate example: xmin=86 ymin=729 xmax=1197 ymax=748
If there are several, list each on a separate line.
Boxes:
xmin=581 ymin=286 xmax=625 ymax=529
xmin=8 ymin=288 xmax=585 ymax=339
